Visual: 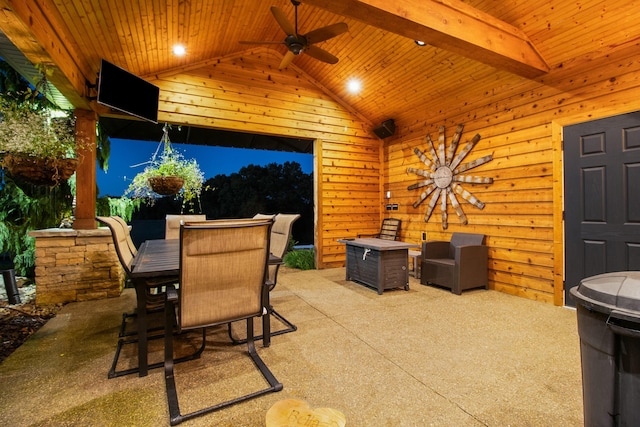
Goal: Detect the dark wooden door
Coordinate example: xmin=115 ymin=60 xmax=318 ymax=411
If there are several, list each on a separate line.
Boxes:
xmin=564 ymin=111 xmax=640 ymax=305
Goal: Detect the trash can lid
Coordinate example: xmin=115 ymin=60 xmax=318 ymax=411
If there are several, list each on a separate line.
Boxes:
xmin=570 ymin=271 xmax=640 ymax=316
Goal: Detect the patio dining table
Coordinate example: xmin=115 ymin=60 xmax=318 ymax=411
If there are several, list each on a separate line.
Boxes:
xmin=131 ymin=239 xmax=180 ymax=277
xmin=129 ymin=238 xmax=281 ymax=376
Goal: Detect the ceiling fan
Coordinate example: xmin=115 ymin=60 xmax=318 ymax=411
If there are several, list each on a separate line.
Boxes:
xmin=240 ymin=0 xmax=348 ymax=69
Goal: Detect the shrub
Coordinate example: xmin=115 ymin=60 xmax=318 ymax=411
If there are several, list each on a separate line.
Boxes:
xmin=284 ymin=249 xmax=315 ymax=270
xmin=0 ymin=176 xmax=73 ymax=276
xmin=96 ymin=196 xmax=140 ymax=221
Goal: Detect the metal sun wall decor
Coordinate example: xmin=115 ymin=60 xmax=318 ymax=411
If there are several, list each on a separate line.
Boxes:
xmin=407 ymin=124 xmax=493 ymax=229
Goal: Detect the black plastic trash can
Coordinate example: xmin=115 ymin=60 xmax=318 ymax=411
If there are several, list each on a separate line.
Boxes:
xmin=570 ymin=272 xmax=640 ymax=427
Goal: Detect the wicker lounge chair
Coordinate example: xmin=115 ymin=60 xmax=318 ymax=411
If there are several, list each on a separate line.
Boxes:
xmin=420 ymin=232 xmax=488 ymax=295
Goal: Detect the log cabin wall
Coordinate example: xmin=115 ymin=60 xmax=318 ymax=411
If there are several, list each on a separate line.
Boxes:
xmin=148 ymin=49 xmax=384 ymax=269
xmin=385 ymin=39 xmax=640 ymax=306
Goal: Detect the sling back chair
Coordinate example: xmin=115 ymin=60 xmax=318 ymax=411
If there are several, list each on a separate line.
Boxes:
xmin=164 ymin=218 xmax=283 ymax=425
xmin=165 ymin=214 xmax=206 ymax=239
xmin=229 ymin=213 xmax=301 ymax=346
xmin=99 ymin=216 xmax=144 ymax=344
xmin=97 ymin=216 xmax=190 ymax=378
xmin=420 ymin=232 xmax=488 ymax=295
xmin=358 ymin=218 xmax=401 ymax=240
xmin=111 ymin=215 xmax=138 ymax=256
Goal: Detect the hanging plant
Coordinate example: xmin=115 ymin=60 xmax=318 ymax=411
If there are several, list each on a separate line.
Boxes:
xmin=124 ymin=123 xmax=204 ymax=207
xmin=0 ymin=66 xmax=82 ymax=187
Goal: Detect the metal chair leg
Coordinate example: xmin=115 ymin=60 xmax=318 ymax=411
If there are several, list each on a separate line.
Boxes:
xmin=108 ymin=307 xmax=201 ymax=379
xmin=228 ymin=306 xmax=297 ymax=345
xmin=166 ymin=317 xmax=282 ymax=426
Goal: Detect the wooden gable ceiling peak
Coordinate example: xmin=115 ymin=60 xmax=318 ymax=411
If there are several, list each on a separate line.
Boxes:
xmin=146 ymin=47 xmax=375 ymax=130
xmin=145 ymin=47 xmax=377 ymax=141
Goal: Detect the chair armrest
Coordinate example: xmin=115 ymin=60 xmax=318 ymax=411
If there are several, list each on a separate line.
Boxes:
xmin=454 ymin=245 xmax=488 ymax=289
xmin=422 ymin=241 xmax=450 ymax=259
xmin=455 ymin=245 xmax=487 ymax=259
xmin=455 ymin=245 xmax=488 ymax=270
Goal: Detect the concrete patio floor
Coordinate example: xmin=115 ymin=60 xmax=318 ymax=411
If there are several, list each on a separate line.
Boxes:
xmin=0 ymin=267 xmax=584 ymax=426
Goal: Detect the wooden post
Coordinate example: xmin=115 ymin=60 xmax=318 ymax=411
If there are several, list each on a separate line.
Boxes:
xmin=73 ymin=109 xmax=97 ymax=230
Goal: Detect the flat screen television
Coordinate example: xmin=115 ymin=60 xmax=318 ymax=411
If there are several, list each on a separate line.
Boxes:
xmin=97 ymin=59 xmax=159 ymax=124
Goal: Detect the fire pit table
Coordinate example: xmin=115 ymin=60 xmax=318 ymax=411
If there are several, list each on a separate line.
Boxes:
xmin=338 ymin=238 xmax=418 ymax=294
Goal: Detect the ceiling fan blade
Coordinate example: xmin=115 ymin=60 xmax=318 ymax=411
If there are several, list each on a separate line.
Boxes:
xmin=279 ymin=51 xmax=297 ymax=69
xmin=271 ymin=6 xmax=295 ymax=35
xmin=239 ymin=40 xmax=285 ymax=45
xmin=305 ymin=45 xmax=339 ymax=64
xmin=305 ymin=23 xmax=348 ymax=45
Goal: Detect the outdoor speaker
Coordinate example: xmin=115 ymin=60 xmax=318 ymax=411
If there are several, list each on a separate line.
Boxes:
xmin=373 ymin=119 xmax=396 ymax=139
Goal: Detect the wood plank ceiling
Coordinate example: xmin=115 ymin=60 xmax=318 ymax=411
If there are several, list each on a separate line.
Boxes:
xmin=0 ymin=0 xmax=634 ymax=132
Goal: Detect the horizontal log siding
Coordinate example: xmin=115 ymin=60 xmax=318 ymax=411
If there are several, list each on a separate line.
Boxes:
xmin=319 ymin=137 xmax=383 ymax=267
xmin=150 ymin=49 xmax=382 ymax=269
xmin=387 ymin=42 xmax=640 ymax=305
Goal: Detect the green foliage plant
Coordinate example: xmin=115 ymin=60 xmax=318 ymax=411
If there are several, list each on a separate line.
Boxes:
xmin=0 ymin=104 xmax=76 ymax=159
xmin=0 ymin=62 xmax=78 ymax=277
xmin=96 ymin=196 xmax=140 ymax=222
xmin=0 ymin=175 xmax=73 ymax=276
xmin=0 ymin=67 xmax=79 ymax=160
xmin=284 ymin=249 xmax=315 ymax=270
xmin=124 ymin=124 xmax=204 ymax=210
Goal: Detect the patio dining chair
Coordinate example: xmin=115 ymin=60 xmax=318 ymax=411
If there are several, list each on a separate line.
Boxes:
xmin=111 ymin=215 xmax=138 ymax=256
xmin=358 ymin=218 xmax=401 ymax=240
xmin=164 ymin=218 xmax=282 ymax=425
xmin=97 ymin=216 xmax=183 ymax=378
xmin=229 ymin=213 xmax=300 ymax=345
xmin=100 ymin=216 xmax=141 ymax=338
xmin=98 ymin=216 xmax=164 ymax=311
xmin=165 ymin=214 xmax=206 ymax=239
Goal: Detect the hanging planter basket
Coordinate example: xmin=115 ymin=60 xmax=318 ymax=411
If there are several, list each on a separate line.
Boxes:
xmin=148 ymin=175 xmax=184 ymax=195
xmin=2 ymin=153 xmax=78 ymax=187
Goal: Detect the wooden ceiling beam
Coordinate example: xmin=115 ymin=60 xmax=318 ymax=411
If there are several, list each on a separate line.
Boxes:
xmin=0 ymin=0 xmax=92 ymax=108
xmin=302 ymin=0 xmax=550 ymax=79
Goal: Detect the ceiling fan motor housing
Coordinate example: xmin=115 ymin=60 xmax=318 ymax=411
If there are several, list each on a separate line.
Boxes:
xmin=285 ymin=34 xmax=307 ymax=55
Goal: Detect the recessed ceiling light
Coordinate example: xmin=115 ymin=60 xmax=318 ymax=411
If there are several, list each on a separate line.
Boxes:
xmin=415 ymin=40 xmax=426 ymax=46
xmin=347 ymin=79 xmax=362 ymax=94
xmin=172 ymin=44 xmax=186 ymax=56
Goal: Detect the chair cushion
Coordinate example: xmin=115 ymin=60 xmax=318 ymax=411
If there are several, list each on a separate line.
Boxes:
xmin=424 ymin=258 xmax=455 ymax=267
